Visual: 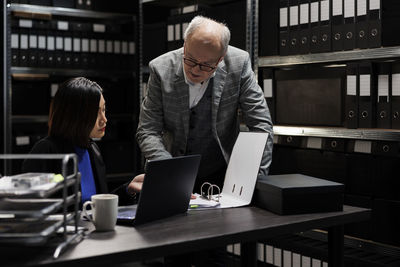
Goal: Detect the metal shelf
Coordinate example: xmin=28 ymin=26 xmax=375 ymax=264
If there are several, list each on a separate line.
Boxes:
xmin=273 ymin=125 xmax=400 ymax=142
xmin=11 ymin=67 xmax=135 ymax=79
xmin=259 ymin=46 xmax=400 ymax=67
xmin=12 ymin=115 xmax=48 ymax=123
xmin=9 ymin=3 xmax=133 ymax=19
xmin=142 ymin=0 xmax=237 ymax=7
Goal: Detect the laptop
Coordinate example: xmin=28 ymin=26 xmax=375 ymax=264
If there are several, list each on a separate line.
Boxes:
xmin=117 ymin=154 xmax=201 ymax=226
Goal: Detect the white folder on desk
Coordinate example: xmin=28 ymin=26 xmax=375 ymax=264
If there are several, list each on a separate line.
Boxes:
xmin=190 ymin=131 xmax=269 ymax=209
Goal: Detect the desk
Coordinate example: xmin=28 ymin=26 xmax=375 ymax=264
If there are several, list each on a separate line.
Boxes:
xmin=2 ymin=205 xmax=370 ymax=267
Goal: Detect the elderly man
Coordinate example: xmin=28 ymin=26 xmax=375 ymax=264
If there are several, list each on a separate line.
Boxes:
xmin=129 ymin=15 xmax=273 ymax=195
xmin=129 ymin=15 xmax=273 ymax=267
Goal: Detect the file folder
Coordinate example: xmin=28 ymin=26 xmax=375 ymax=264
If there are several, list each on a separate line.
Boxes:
xmin=34 ymin=20 xmax=49 ymax=67
xmin=92 ymin=22 xmax=106 ymax=68
xmin=371 ymin=141 xmax=398 ymax=157
xmin=367 ymin=0 xmax=380 ymax=48
xmin=63 ymin=30 xmax=73 ymax=67
xmin=288 ymin=0 xmax=300 ymax=55
xmin=343 ymin=0 xmax=356 ymax=50
xmin=46 ymin=32 xmax=55 ymax=67
xmin=259 ymin=0 xmax=279 ymax=56
xmin=391 ymin=61 xmax=400 ymax=129
xmin=279 ymin=0 xmax=290 ymax=55
xmin=71 ymin=22 xmax=83 ymax=67
xmin=332 ymin=0 xmax=344 ymax=51
xmin=11 ymin=30 xmax=19 ymax=67
xmin=345 ymin=63 xmax=358 ymax=128
xmin=319 ymin=0 xmax=332 ymax=52
xmin=309 ymin=0 xmax=320 ymax=53
xmin=358 ymin=61 xmax=376 ymax=128
xmin=298 ymin=0 xmax=310 ymax=54
xmin=19 ymin=28 xmax=29 ymax=67
xmin=27 ymin=22 xmax=39 ymax=67
xmin=376 ymin=62 xmax=391 ymax=129
xmin=261 ymin=68 xmax=275 ymax=123
xmin=356 ymin=0 xmax=368 ymax=49
xmin=378 ymin=1 xmax=400 ymax=48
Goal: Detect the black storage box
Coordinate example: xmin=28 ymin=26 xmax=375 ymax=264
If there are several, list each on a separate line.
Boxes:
xmin=254 ymin=174 xmax=344 ymax=215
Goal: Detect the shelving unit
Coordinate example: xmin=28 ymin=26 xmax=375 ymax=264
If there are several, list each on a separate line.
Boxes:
xmin=273 ymin=125 xmax=400 ymax=142
xmin=259 ymin=46 xmax=400 ymax=141
xmin=1 ymin=2 xmax=140 ymax=186
xmin=259 ymin=46 xmax=400 ymax=68
xmin=255 ymin=1 xmax=400 ymax=264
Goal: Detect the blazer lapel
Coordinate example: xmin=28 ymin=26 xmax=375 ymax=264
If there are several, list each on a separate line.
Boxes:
xmin=211 ymin=60 xmax=227 ymax=135
xmin=174 ymin=60 xmax=190 ymax=138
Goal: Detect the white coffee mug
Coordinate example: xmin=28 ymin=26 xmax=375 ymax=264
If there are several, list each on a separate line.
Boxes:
xmin=83 ymin=194 xmax=119 ymax=231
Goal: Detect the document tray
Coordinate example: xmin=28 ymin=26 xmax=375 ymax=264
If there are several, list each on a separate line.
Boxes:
xmin=0 ymin=218 xmax=65 ymax=245
xmin=0 ymin=199 xmax=63 ymax=218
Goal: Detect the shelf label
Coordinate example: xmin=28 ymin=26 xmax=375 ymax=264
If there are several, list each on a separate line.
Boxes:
xmin=73 ymin=38 xmax=81 ymax=52
xmin=378 ymin=74 xmax=389 ymax=99
xmin=392 ymin=73 xmax=400 ymax=96
xmin=263 ymin=79 xmax=273 ymax=98
xmin=122 ymin=41 xmax=128 ymax=54
xmin=93 ymin=23 xmax=106 ymax=33
xmin=311 ymin=2 xmax=319 ymax=23
xmin=347 ymin=75 xmax=357 ymax=95
xmin=98 ymin=39 xmax=105 ymax=53
xmin=57 ymin=21 xmax=69 ymax=31
xmin=16 ymin=136 xmax=30 ymax=146
xmin=64 ymin=37 xmax=72 ymax=51
xmin=333 ymin=0 xmax=343 ymax=16
xmin=300 ymin=3 xmax=309 ymax=25
xmin=19 ymin=19 xmax=32 ymax=28
xmin=114 ymin=40 xmax=121 ymax=54
xmin=359 ymin=74 xmax=371 ymax=96
xmin=106 ymin=40 xmax=113 ymax=53
xmin=90 ymin=39 xmax=97 ymax=53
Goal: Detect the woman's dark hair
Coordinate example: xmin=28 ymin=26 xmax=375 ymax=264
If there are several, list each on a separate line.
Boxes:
xmin=49 ymin=77 xmax=103 ymax=148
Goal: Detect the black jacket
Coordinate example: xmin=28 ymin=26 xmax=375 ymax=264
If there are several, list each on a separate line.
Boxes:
xmin=22 ymin=136 xmax=134 ymax=205
xmin=22 ymin=136 xmax=108 ymax=194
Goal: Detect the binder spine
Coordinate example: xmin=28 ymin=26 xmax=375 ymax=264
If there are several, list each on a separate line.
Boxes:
xmin=391 ymin=62 xmax=400 ymax=129
xmin=319 ymin=0 xmax=332 ymax=52
xmin=279 ymin=0 xmax=290 ymax=55
xmin=309 ymin=0 xmax=320 ymax=53
xmin=358 ymin=61 xmax=376 ymax=128
xmin=288 ymin=0 xmax=300 ymax=55
xmin=376 ymin=62 xmax=391 ymax=129
xmin=343 ymin=0 xmax=356 ymax=50
xmin=345 ymin=63 xmax=359 ymax=128
xmin=298 ymin=0 xmax=310 ymax=54
xmin=356 ymin=0 xmax=369 ymax=49
xmin=332 ymin=0 xmax=344 ymax=51
xmin=368 ymin=0 xmax=381 ymax=48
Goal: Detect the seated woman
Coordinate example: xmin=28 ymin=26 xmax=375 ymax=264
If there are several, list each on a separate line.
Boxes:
xmin=22 ymin=77 xmax=142 ymax=204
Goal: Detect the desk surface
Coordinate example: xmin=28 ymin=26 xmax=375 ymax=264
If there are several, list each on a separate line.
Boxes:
xmin=2 ymin=205 xmax=370 ymax=267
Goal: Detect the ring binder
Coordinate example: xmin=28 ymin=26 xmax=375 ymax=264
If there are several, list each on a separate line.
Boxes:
xmin=200 ymin=182 xmax=221 ymax=202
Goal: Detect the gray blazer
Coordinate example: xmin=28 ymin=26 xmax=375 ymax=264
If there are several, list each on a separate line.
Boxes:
xmin=136 ymin=45 xmax=274 ymax=177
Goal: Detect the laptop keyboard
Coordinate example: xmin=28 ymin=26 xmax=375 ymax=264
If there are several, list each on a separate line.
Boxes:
xmin=117 ymin=205 xmax=137 ymax=220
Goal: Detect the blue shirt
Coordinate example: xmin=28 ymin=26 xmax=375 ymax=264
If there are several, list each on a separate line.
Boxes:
xmin=75 ymin=146 xmax=97 ymax=203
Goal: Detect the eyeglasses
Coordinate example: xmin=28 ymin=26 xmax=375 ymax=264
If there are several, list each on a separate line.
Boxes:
xmin=183 ymin=57 xmax=217 ymax=72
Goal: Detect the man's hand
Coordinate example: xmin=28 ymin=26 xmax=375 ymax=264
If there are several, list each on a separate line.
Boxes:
xmin=127 ymin=173 xmax=145 ymax=196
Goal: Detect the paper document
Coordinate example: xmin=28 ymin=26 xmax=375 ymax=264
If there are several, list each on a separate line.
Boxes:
xmin=189 ymin=132 xmax=269 ymax=209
